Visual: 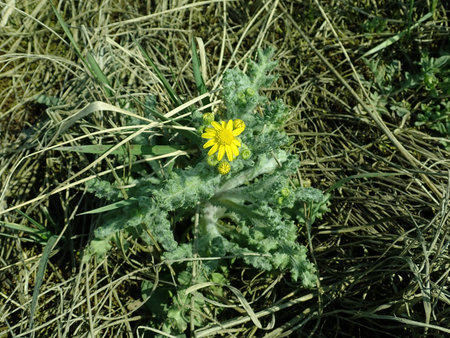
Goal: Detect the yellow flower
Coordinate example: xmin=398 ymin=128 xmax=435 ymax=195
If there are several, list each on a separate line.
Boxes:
xmin=201 ymin=119 xmax=245 ymax=161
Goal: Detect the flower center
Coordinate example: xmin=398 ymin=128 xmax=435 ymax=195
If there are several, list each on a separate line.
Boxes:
xmin=217 ymin=129 xmax=234 ymax=145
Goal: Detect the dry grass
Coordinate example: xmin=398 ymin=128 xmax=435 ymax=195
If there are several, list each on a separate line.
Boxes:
xmin=1 ymin=0 xmax=449 ymax=337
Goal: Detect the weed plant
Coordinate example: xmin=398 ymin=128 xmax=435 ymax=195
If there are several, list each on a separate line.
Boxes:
xmin=82 ymin=48 xmax=327 ymax=335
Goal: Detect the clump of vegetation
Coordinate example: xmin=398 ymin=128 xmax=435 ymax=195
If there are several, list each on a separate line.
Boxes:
xmin=362 ymin=51 xmax=450 ymax=149
xmin=83 ymin=49 xmax=326 ymax=335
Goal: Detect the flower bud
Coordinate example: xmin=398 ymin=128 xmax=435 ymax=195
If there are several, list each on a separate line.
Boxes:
xmin=217 ymin=161 xmax=231 ymax=175
xmin=246 ymin=87 xmax=255 ymax=97
xmin=241 ymin=148 xmax=252 ymax=160
xmin=237 ymin=91 xmax=247 ymax=104
xmin=207 ymin=155 xmax=219 ymax=167
xmin=281 ymin=187 xmax=290 ymax=197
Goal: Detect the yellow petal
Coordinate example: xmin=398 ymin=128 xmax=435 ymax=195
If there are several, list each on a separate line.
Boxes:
xmin=231 ymin=144 xmax=239 ymax=156
xmin=202 ymin=132 xmax=216 ymax=139
xmin=232 ymin=127 xmax=244 ymax=136
xmin=204 ymin=127 xmax=215 ymax=134
xmin=225 ymin=145 xmax=233 ymax=161
xmin=226 ymin=120 xmax=233 ymax=131
xmin=203 ymin=139 xmax=216 ymax=149
xmin=217 ymin=145 xmax=225 ymax=161
xmin=211 ymin=121 xmax=221 ymax=130
xmin=208 ymin=143 xmax=219 ymax=155
xmin=232 ymin=139 xmax=241 ymax=147
xmin=221 ymin=120 xmax=226 ymax=129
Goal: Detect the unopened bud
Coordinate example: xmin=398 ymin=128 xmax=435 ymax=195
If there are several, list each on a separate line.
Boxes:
xmin=207 ymin=155 xmax=219 ymax=167
xmin=241 ymin=148 xmax=251 ymax=160
xmin=217 ymin=161 xmax=231 ymax=175
xmin=246 ymin=87 xmax=255 ymax=96
xmin=281 ymin=187 xmax=290 ymax=197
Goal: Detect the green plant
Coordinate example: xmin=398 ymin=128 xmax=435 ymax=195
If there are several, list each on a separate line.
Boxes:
xmin=362 ymin=51 xmax=450 ymax=149
xmin=414 ymin=52 xmax=450 ymax=97
xmin=362 ymin=16 xmax=387 ymax=35
xmin=417 ymin=100 xmax=450 ymax=149
xmin=82 ymin=48 xmax=327 ymax=336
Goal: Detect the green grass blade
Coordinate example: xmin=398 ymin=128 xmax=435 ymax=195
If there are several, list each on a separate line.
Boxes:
xmin=431 ymin=0 xmax=438 ymax=16
xmin=9 ymin=210 xmax=54 ymax=242
xmin=0 ymin=221 xmax=50 ymax=243
xmin=50 ymin=3 xmax=88 ymax=69
xmin=86 ymin=52 xmax=113 ymax=97
xmin=55 ymin=144 xmax=186 ymax=156
xmin=28 ymin=235 xmax=58 ymax=331
xmin=191 ymin=38 xmax=207 ymax=95
xmin=52 ymin=4 xmax=114 ymax=97
xmin=364 ymin=33 xmax=406 ymax=58
xmin=16 ymin=209 xmax=46 ymax=231
xmin=137 ymin=43 xmax=182 ymax=107
xmin=191 ymin=38 xmax=211 ymax=110
xmin=78 ymin=198 xmax=138 ymax=216
xmin=363 ymin=12 xmax=432 ymax=57
xmin=0 ymin=221 xmax=42 ymax=234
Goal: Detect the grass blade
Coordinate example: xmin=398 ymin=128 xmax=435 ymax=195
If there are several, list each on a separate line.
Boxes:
xmin=363 ymin=12 xmax=432 ymax=57
xmin=0 ymin=221 xmax=50 ymax=243
xmin=16 ymin=209 xmax=46 ymax=232
xmin=191 ymin=37 xmax=207 ymax=95
xmin=137 ymin=43 xmax=182 ymax=107
xmin=191 ymin=37 xmax=211 ymax=110
xmin=50 ymin=3 xmax=87 ymax=68
xmin=86 ymin=52 xmax=113 ymax=97
xmin=55 ymin=144 xmax=186 ymax=156
xmin=52 ymin=4 xmax=114 ymax=97
xmin=77 ymin=198 xmax=138 ymax=216
xmin=28 ymin=235 xmax=58 ymax=331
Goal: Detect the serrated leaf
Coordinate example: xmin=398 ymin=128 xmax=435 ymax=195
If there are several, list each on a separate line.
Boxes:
xmin=210 ymin=198 xmax=265 ymax=220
